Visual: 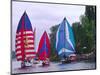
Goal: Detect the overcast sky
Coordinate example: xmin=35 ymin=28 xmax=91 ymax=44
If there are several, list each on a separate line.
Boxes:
xmin=12 ymin=1 xmax=85 ymax=51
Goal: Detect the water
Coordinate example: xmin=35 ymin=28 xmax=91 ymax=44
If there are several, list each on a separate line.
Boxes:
xmin=12 ymin=59 xmax=96 ymax=74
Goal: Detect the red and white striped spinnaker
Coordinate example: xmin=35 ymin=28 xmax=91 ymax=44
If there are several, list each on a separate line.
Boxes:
xmin=15 ymin=12 xmax=36 ymax=61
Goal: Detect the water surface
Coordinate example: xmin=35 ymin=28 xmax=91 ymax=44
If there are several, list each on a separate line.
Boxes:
xmin=12 ymin=59 xmax=96 ymax=74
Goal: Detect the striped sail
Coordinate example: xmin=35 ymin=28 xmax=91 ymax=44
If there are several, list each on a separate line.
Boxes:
xmin=37 ymin=31 xmax=50 ymax=60
xmin=56 ymin=17 xmax=75 ymax=59
xmin=15 ymin=12 xmax=36 ymax=61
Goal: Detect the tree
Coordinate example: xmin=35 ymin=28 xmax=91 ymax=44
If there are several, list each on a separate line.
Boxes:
xmin=49 ymin=25 xmax=60 ymax=61
xmin=85 ymin=6 xmax=96 ymax=21
xmin=72 ymin=22 xmax=84 ymax=54
xmin=80 ymin=15 xmax=96 ymax=53
xmin=72 ymin=6 xmax=96 ymax=54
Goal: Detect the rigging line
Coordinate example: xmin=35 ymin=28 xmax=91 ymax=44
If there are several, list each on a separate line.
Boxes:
xmin=24 ymin=13 xmax=26 ymax=60
xmin=21 ymin=13 xmax=25 ymax=61
xmin=44 ymin=32 xmax=46 ymax=59
xmin=64 ymin=19 xmax=66 ymax=54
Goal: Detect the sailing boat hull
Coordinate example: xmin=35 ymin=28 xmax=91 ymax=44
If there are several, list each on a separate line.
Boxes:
xmin=61 ymin=59 xmax=71 ymax=64
xmin=61 ymin=54 xmax=77 ymax=64
xmin=61 ymin=57 xmax=77 ymax=64
xmin=42 ymin=62 xmax=50 ymax=67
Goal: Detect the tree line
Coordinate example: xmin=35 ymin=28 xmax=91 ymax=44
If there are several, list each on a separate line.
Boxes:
xmin=49 ymin=6 xmax=96 ymax=61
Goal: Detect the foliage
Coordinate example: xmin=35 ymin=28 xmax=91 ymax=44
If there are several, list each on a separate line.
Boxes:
xmin=85 ymin=6 xmax=96 ymax=21
xmin=72 ymin=15 xmax=96 ymax=54
xmin=72 ymin=6 xmax=96 ymax=54
xmin=49 ymin=25 xmax=60 ymax=61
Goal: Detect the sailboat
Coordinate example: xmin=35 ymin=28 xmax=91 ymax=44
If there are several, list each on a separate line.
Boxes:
xmin=15 ymin=11 xmax=36 ymax=68
xmin=56 ymin=17 xmax=76 ymax=63
xmin=37 ymin=31 xmax=50 ymax=66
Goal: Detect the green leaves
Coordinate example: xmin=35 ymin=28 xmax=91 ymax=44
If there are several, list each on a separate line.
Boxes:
xmin=49 ymin=25 xmax=59 ymax=61
xmin=72 ymin=6 xmax=96 ymax=54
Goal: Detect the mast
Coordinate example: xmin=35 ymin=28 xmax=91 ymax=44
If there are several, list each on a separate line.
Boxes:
xmin=24 ymin=12 xmax=27 ymax=61
xmin=21 ymin=12 xmax=25 ymax=61
xmin=44 ymin=32 xmax=46 ymax=60
xmin=64 ymin=18 xmax=66 ymax=55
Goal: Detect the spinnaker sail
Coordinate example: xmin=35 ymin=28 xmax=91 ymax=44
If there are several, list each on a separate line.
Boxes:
xmin=37 ymin=31 xmax=50 ymax=61
xmin=15 ymin=12 xmax=36 ymax=62
xmin=56 ymin=17 xmax=75 ymax=60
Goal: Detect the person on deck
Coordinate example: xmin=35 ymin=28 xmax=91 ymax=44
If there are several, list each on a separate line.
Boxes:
xmin=63 ymin=54 xmax=66 ymax=59
xmin=42 ymin=60 xmax=45 ymax=66
xmin=42 ymin=58 xmax=50 ymax=66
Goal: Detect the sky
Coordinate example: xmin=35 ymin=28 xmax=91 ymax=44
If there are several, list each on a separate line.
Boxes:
xmin=12 ymin=1 xmax=85 ymax=51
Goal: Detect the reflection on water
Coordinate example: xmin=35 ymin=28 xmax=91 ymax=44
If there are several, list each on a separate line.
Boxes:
xmin=12 ymin=59 xmax=96 ymax=74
